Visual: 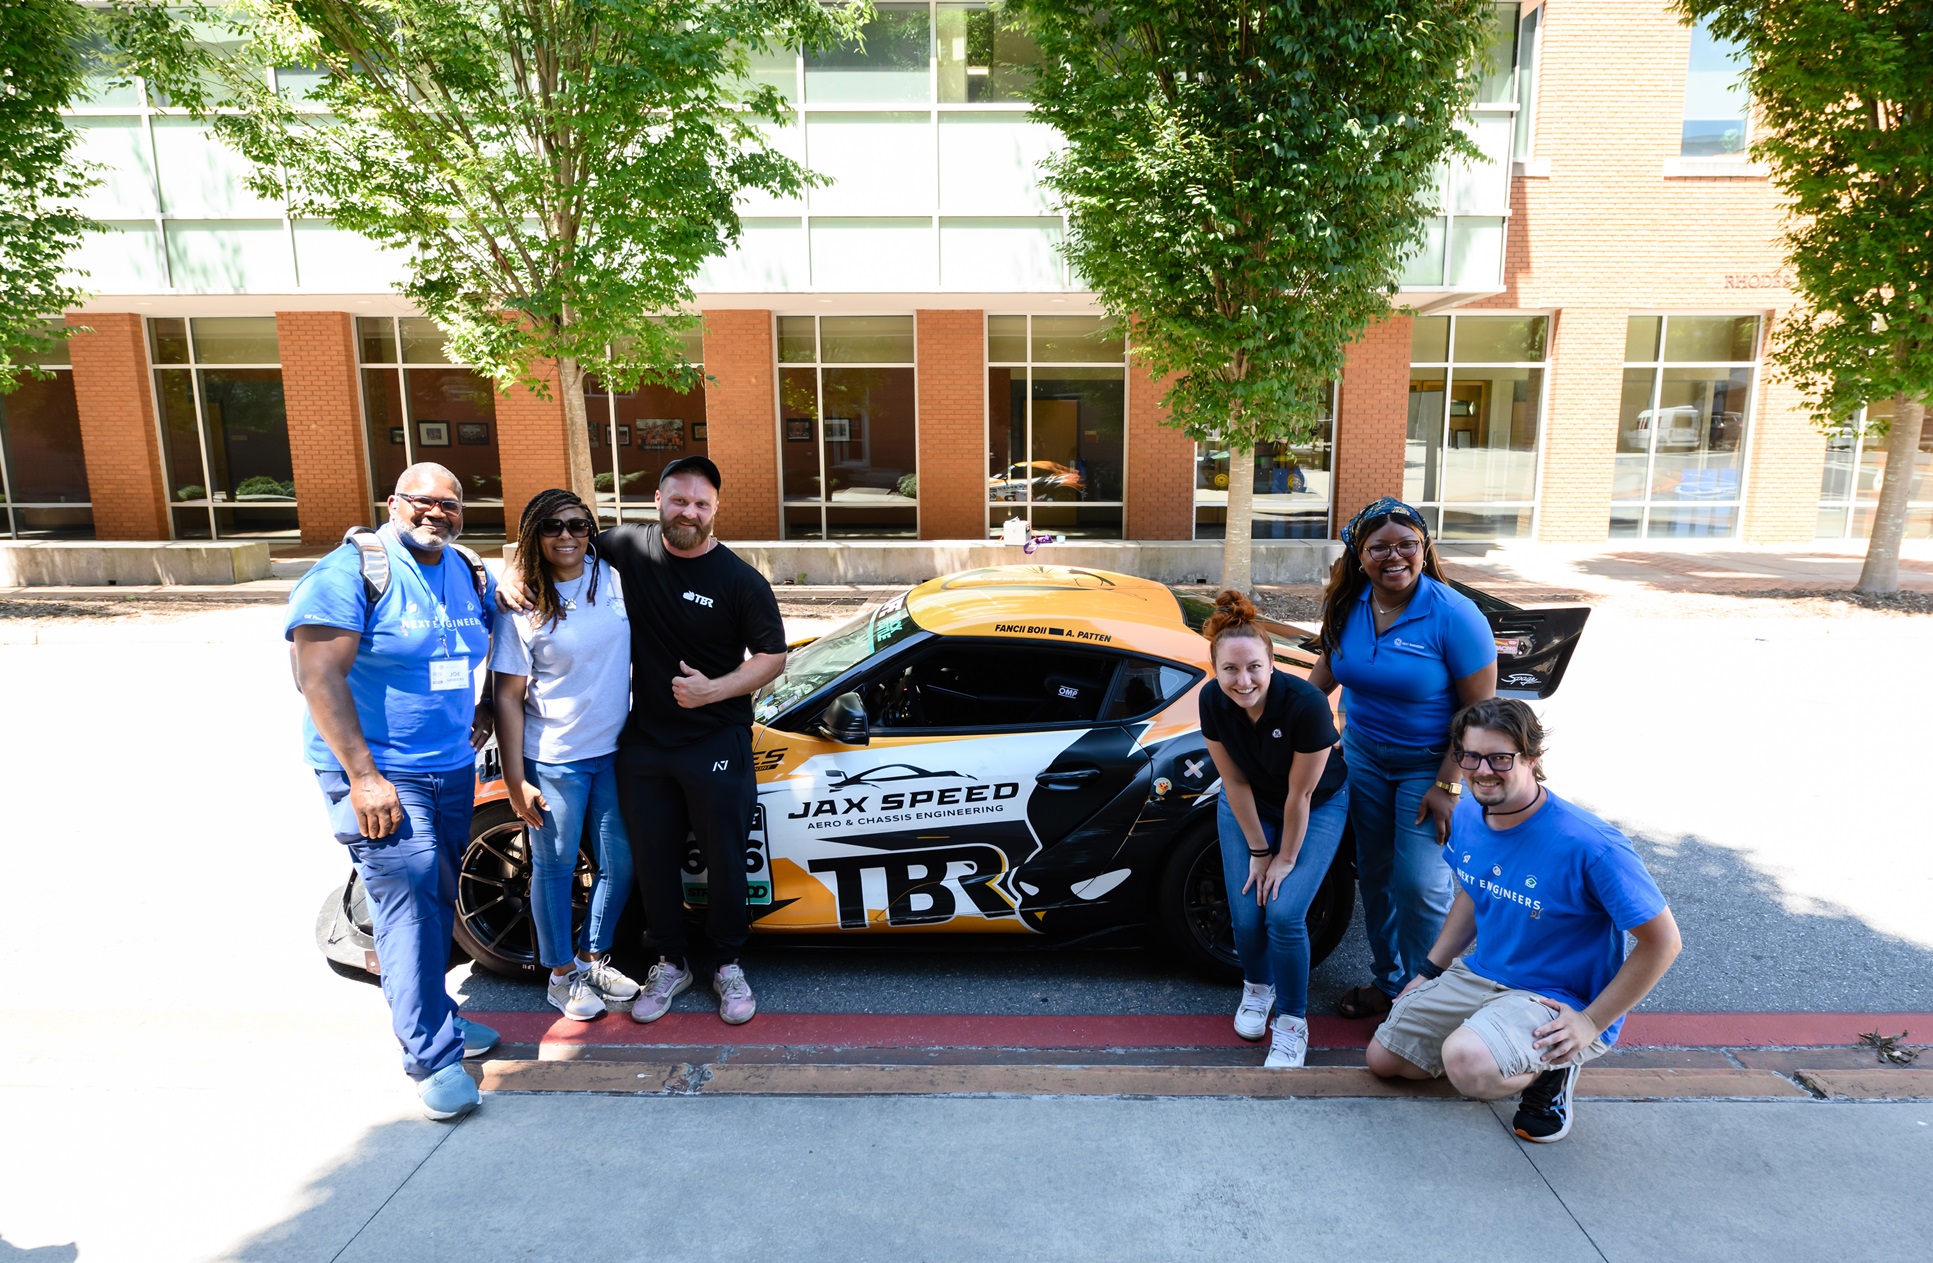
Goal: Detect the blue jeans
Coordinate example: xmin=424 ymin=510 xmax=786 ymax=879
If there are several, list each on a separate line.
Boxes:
xmin=1216 ymin=786 xmax=1351 ymax=1019
xmin=523 ymin=752 xmax=632 ymax=970
xmin=316 ymin=767 xmax=471 ymax=1080
xmin=1342 ymin=726 xmax=1454 ymax=999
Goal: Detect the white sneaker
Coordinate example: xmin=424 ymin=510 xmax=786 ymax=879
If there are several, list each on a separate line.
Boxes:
xmin=1264 ymin=1014 xmax=1309 ymax=1068
xmin=579 ymin=955 xmax=642 ymax=1004
xmin=546 ymin=970 xmax=606 ymax=1021
xmin=1234 ymin=981 xmax=1275 ymax=1041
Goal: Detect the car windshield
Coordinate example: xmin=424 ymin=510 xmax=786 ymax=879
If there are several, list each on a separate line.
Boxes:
xmin=753 ymin=591 xmax=922 ymax=724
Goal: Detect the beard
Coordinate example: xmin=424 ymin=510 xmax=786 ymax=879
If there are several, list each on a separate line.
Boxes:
xmin=662 ymin=515 xmax=710 ymax=550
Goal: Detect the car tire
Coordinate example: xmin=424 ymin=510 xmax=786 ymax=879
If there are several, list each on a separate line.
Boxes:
xmin=1157 ymin=819 xmax=1358 ymax=983
xmin=452 ymin=801 xmax=597 ymax=980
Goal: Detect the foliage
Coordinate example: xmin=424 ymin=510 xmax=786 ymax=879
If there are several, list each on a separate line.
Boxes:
xmin=0 ymin=0 xmax=101 ymax=391
xmin=1009 ymin=0 xmax=1493 ymax=450
xmin=114 ymin=0 xmax=860 ymax=502
xmin=1676 ymin=0 xmax=1930 ymax=589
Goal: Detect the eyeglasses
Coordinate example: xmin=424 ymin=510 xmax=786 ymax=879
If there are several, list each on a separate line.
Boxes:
xmin=1363 ymin=539 xmax=1423 ymax=561
xmin=1454 ymin=749 xmax=1519 ymax=772
xmin=538 ymin=517 xmax=594 ymax=538
xmin=395 ymin=491 xmax=463 ymax=515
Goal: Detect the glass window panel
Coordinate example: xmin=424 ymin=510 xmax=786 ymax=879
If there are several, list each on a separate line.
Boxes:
xmin=821 ymin=366 xmax=918 ymax=502
xmin=1026 ymin=504 xmax=1122 ymax=539
xmin=154 ymin=369 xmax=210 ymax=509
xmin=1439 ymin=366 xmax=1542 ymax=503
xmin=1682 ymin=18 xmax=1750 ymax=157
xmin=1251 ymin=399 xmax=1334 ymax=540
xmin=1624 ymin=316 xmax=1661 ymax=362
xmin=404 ymin=368 xmax=502 ymax=530
xmin=1453 ymin=315 xmax=1546 ymax=363
xmin=164 ymin=220 xmax=295 ymax=293
xmin=1648 ymin=367 xmax=1751 ymax=503
xmin=1411 ymin=316 xmax=1450 ymax=362
xmin=612 ymin=379 xmax=707 ymax=513
xmin=826 ymin=505 xmax=918 ymax=537
xmin=1400 ymin=217 xmax=1447 ymax=287
xmin=1816 ymin=506 xmax=1850 ymax=539
xmin=1478 ymin=3 xmax=1521 ymax=102
xmin=785 ymin=504 xmax=825 ymax=539
xmin=400 ymin=317 xmax=454 ymax=364
xmin=777 ymin=316 xmax=818 ymax=363
xmin=809 ymin=217 xmax=936 ymax=289
xmin=804 ymin=2 xmax=931 ymax=104
xmin=0 ymin=371 xmax=90 ymax=505
xmin=939 ymin=217 xmax=1065 ymax=287
xmin=1854 ymin=399 xmax=1891 ymax=500
xmin=987 ymin=315 xmax=1027 ymax=363
xmin=1817 ymin=424 xmax=1855 ymax=502
xmin=744 ymin=42 xmax=798 ymax=102
xmin=937 ymin=2 xmax=1041 ymax=103
xmin=70 ymin=220 xmax=169 ymax=292
xmin=190 ymin=317 xmax=280 ymax=365
xmin=1608 ymin=509 xmax=1643 ymax=539
xmin=1030 ymin=315 xmax=1123 ymax=363
xmin=149 ymin=318 xmax=191 ymax=366
xmin=274 ymin=65 xmax=329 ymax=105
xmin=987 ymin=367 xmax=1024 ymax=492
xmin=361 ymin=368 xmax=409 ymax=499
xmin=1647 ymin=505 xmax=1737 ymax=538
xmin=150 ymin=118 xmax=282 ymax=217
xmin=8 ymin=505 xmax=93 ymax=539
xmin=937 ymin=117 xmax=1061 ymax=215
xmin=779 ymin=366 xmax=822 ymax=499
xmin=357 ymin=317 xmax=397 ymax=364
xmin=1613 ymin=367 xmax=1657 ymax=501
xmin=1447 ymin=216 xmax=1506 ymax=288
xmin=1031 ymin=368 xmax=1125 ymax=501
xmin=1663 ymin=315 xmax=1759 ymax=362
xmin=1513 ymin=7 xmax=1540 ymax=159
xmin=820 ymin=315 xmax=915 ymax=364
xmin=67 ymin=117 xmax=157 ymax=218
xmin=804 ymin=113 xmax=934 ymax=215
xmin=200 ymin=369 xmax=294 ymax=508
xmin=1442 ymin=506 xmax=1532 ymax=540
xmin=1449 ymin=113 xmax=1514 ymax=214
xmin=1406 ymin=371 xmax=1445 ymax=504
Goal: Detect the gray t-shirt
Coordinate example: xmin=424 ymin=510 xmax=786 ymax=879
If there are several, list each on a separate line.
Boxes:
xmin=488 ymin=561 xmax=631 ymax=763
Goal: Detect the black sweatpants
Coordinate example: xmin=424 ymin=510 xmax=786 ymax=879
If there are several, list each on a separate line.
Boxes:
xmin=617 ymin=726 xmax=755 ymax=965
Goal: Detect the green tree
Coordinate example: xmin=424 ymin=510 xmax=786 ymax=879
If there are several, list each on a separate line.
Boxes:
xmin=118 ymin=0 xmax=858 ymax=511
xmin=1009 ymin=0 xmax=1493 ymax=590
xmin=1677 ymin=1 xmax=1930 ymax=595
xmin=0 ymin=0 xmax=99 ymax=390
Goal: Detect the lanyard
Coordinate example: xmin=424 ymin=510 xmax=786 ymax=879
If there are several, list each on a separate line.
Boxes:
xmin=393 ymin=537 xmax=458 ymax=660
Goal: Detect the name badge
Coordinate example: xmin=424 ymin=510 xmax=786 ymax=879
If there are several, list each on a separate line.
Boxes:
xmin=429 ymin=658 xmax=471 ymax=691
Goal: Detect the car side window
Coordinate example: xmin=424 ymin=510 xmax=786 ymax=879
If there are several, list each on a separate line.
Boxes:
xmin=866 ymin=641 xmax=1118 ymax=731
xmin=1102 ymin=661 xmax=1198 ymax=722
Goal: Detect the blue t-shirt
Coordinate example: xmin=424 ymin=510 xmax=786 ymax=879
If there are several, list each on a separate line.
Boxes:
xmin=1448 ymin=791 xmax=1669 ymax=1045
xmin=1328 ymin=575 xmax=1495 ymax=748
xmin=285 ymin=526 xmax=497 ymax=773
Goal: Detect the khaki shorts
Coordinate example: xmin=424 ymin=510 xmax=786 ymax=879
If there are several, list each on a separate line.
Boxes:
xmin=1372 ymin=959 xmax=1609 ymax=1080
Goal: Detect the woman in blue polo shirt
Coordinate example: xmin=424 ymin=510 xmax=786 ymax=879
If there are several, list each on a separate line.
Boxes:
xmin=1309 ymin=498 xmax=1496 ymax=1020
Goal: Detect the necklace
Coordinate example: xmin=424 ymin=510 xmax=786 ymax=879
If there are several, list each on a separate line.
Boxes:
xmin=1483 ymin=784 xmax=1545 ymax=822
xmin=1373 ymin=592 xmax=1412 ymax=617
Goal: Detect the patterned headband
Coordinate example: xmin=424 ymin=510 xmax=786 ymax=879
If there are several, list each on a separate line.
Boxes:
xmin=1341 ymin=496 xmax=1430 ymax=548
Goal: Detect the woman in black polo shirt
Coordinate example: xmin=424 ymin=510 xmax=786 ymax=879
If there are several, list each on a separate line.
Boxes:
xmin=1199 ymin=591 xmax=1349 ymax=1068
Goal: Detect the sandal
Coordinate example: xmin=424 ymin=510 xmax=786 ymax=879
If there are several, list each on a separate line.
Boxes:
xmin=1336 ymin=983 xmax=1393 ymax=1020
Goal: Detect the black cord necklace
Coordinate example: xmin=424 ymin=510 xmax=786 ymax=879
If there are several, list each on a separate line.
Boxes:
xmin=1483 ymin=784 xmax=1546 ymax=822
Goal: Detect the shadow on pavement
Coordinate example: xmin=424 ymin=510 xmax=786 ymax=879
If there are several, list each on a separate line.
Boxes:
xmin=0 ymin=1239 xmax=77 ymax=1262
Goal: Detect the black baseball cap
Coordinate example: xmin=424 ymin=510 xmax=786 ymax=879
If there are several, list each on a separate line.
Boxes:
xmin=660 ymin=455 xmax=721 ymax=491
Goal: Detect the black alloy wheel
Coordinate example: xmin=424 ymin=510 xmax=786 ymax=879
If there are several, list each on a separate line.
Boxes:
xmin=1157 ymin=819 xmax=1358 ymax=982
xmin=451 ymin=802 xmax=596 ymax=979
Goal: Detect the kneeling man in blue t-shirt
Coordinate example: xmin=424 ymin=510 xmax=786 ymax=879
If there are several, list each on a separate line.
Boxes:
xmin=1366 ymin=697 xmax=1681 ymax=1143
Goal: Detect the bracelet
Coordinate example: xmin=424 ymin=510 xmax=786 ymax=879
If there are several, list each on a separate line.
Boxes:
xmin=1417 ymin=958 xmax=1446 ymax=980
xmin=1433 ymin=779 xmax=1462 ymax=796
xmin=1248 ymin=848 xmax=1271 ymax=858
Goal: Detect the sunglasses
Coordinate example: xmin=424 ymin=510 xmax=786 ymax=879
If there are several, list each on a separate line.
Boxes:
xmin=538 ymin=517 xmax=594 ymax=538
xmin=396 ymin=491 xmax=463 ymax=515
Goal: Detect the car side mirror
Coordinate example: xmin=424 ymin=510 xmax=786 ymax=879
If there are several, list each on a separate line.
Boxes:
xmin=821 ymin=691 xmax=869 ymax=746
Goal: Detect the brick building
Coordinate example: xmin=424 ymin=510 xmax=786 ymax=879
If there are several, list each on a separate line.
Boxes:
xmin=3 ymin=0 xmax=1926 ymax=548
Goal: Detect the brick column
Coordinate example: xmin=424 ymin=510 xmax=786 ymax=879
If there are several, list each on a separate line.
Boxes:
xmin=65 ymin=312 xmax=168 ymax=540
xmin=701 ymin=309 xmax=780 ymax=540
xmin=1332 ymin=315 xmax=1411 ymax=525
xmin=1743 ymin=306 xmax=1826 ymax=543
xmin=1123 ymin=362 xmax=1194 ymax=539
xmin=1535 ymin=307 xmax=1626 ymax=542
xmin=275 ymin=311 xmax=370 ymax=543
xmin=915 ymin=309 xmax=985 ymax=540
xmin=495 ymin=359 xmax=571 ymax=542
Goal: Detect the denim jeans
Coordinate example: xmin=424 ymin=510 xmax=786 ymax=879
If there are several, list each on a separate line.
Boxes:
xmin=1216 ymin=786 xmax=1351 ymax=1019
xmin=1342 ymin=726 xmax=1454 ymax=999
xmin=523 ymin=752 xmax=633 ymax=970
xmin=316 ymin=767 xmax=471 ymax=1080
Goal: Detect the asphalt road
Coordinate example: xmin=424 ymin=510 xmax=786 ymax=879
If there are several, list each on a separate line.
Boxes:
xmin=2 ymin=592 xmax=1928 ymax=1024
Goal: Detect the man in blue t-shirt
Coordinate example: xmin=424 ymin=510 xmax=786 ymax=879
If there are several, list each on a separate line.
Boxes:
xmin=287 ymin=463 xmax=499 ymax=1121
xmin=1366 ymin=698 xmax=1681 ymax=1143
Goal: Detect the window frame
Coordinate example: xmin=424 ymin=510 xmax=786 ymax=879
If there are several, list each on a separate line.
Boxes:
xmin=148 ymin=316 xmax=292 ymax=541
xmin=984 ymin=311 xmax=1129 ymax=540
xmin=1405 ymin=311 xmax=1554 ymax=541
xmin=776 ymin=312 xmax=922 ymax=540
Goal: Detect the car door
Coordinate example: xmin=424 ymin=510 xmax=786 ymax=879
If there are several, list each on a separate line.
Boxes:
xmin=752 ymin=638 xmax=1145 ymax=935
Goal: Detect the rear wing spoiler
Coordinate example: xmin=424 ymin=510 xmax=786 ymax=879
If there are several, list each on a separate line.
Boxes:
xmin=1258 ymin=582 xmax=1589 ymax=701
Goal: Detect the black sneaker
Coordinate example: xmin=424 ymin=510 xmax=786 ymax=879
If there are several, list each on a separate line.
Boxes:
xmin=1513 ymin=1062 xmax=1579 ymax=1143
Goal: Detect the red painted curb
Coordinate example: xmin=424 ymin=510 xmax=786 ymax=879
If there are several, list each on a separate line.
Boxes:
xmin=467 ymin=1011 xmax=1933 ymax=1052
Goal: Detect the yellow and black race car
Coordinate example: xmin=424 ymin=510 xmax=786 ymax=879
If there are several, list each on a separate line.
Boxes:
xmin=317 ymin=565 xmax=1587 ymax=981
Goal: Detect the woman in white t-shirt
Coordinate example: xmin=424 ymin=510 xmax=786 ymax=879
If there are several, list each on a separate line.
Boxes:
xmin=491 ymin=489 xmax=641 ymax=1020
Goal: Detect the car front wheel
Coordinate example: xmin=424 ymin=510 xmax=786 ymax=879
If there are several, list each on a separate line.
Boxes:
xmin=452 ymin=802 xmax=596 ymax=979
xmin=1156 ymin=818 xmax=1357 ymax=982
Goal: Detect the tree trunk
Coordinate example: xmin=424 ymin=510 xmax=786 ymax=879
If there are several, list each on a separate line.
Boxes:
xmin=1854 ymin=393 xmax=1926 ymax=596
xmin=555 ymin=355 xmax=599 ymax=512
xmin=1221 ymin=443 xmax=1254 ymax=594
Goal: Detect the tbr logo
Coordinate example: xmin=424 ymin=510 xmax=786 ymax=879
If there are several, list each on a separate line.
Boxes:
xmin=809 ymin=843 xmax=1018 ymax=927
xmin=682 ymin=590 xmax=715 ymax=608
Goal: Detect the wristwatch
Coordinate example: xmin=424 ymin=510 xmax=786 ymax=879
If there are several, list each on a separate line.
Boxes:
xmin=1433 ymin=779 xmax=1462 ymax=796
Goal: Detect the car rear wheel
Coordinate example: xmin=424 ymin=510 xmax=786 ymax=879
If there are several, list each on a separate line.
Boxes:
xmin=1156 ymin=818 xmax=1358 ymax=983
xmin=452 ymin=802 xmax=596 ymax=979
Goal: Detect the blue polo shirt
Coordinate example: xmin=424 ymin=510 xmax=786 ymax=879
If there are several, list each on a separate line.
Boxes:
xmin=285 ymin=526 xmax=497 ymax=773
xmin=1447 ymin=792 xmax=1669 ymax=1045
xmin=1328 ymin=574 xmax=1494 ymax=748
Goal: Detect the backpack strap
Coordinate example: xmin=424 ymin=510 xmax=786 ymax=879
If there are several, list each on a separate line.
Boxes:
xmin=342 ymin=526 xmax=391 ymax=604
xmin=448 ymin=541 xmax=490 ymax=603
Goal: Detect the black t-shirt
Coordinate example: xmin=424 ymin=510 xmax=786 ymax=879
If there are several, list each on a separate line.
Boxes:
xmin=596 ymin=524 xmax=787 ymax=745
xmin=1198 ymin=670 xmax=1345 ymax=817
